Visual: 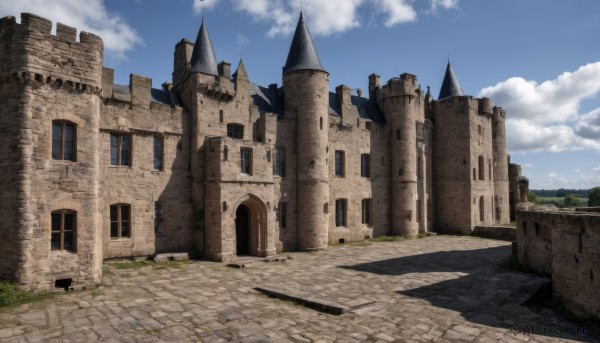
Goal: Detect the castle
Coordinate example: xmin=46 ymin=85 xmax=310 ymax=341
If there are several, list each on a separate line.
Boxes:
xmin=0 ymin=12 xmax=509 ymax=291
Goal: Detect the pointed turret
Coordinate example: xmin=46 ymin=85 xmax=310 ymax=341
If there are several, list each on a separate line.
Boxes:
xmin=190 ymin=17 xmax=218 ymax=76
xmin=232 ymin=59 xmax=248 ymax=81
xmin=283 ymin=12 xmax=326 ymax=75
xmin=438 ymin=61 xmax=463 ymax=100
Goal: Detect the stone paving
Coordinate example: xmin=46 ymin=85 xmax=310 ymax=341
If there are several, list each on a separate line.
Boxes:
xmin=0 ymin=236 xmax=597 ymax=342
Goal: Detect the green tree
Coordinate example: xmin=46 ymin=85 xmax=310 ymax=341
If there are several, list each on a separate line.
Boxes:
xmin=556 ymin=188 xmax=567 ymax=197
xmin=563 ymin=195 xmax=581 ymax=208
xmin=588 ymin=187 xmax=600 ymax=207
xmin=527 ymin=191 xmax=538 ymax=204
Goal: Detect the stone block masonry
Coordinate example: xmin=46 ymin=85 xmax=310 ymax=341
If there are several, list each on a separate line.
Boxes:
xmin=516 ymin=209 xmax=600 ymax=320
xmin=0 ymin=11 xmax=512 ymax=290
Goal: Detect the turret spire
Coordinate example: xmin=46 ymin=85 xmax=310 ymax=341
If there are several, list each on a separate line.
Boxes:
xmin=283 ymin=12 xmax=326 ymax=75
xmin=438 ymin=61 xmax=464 ymax=100
xmin=232 ymin=59 xmax=248 ymax=81
xmin=190 ymin=17 xmax=218 ymax=76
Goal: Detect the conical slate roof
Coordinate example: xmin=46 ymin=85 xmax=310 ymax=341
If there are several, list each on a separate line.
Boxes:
xmin=190 ymin=17 xmax=218 ymax=76
xmin=283 ymin=12 xmax=326 ymax=75
xmin=438 ymin=62 xmax=464 ymax=100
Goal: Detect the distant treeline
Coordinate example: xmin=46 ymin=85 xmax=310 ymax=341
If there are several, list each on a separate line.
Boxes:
xmin=531 ymin=189 xmax=590 ymax=197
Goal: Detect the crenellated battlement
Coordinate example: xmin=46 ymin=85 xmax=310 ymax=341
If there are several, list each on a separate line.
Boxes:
xmin=380 ymin=73 xmax=420 ymax=99
xmin=0 ymin=13 xmax=104 ymax=89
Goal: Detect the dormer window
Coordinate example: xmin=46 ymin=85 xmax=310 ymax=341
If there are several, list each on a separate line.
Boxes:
xmin=227 ymin=124 xmax=244 ymax=139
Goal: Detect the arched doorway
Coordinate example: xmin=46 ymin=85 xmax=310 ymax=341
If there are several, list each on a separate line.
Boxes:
xmin=231 ymin=194 xmax=272 ymax=257
xmin=235 ymin=204 xmax=251 ymax=256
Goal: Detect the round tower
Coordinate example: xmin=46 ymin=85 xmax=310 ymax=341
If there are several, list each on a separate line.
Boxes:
xmin=383 ymin=74 xmax=421 ymax=237
xmin=492 ymin=105 xmax=510 ymax=224
xmin=283 ymin=13 xmax=329 ymax=250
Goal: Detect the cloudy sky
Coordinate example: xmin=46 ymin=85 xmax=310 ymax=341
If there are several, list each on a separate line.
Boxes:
xmin=1 ymin=0 xmax=599 ymax=190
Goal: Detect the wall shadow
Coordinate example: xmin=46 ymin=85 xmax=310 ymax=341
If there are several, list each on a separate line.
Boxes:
xmin=338 ymin=245 xmax=597 ymax=342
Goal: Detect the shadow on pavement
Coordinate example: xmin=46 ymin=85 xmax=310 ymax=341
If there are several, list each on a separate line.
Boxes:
xmin=338 ymin=244 xmax=598 ymax=342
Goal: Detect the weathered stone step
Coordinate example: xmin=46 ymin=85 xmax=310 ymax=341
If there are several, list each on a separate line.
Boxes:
xmin=153 ymin=252 xmax=189 ymax=263
xmin=255 ymin=286 xmax=374 ymax=315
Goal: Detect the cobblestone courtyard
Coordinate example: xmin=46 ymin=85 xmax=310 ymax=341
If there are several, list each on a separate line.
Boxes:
xmin=0 ymin=236 xmax=596 ymax=342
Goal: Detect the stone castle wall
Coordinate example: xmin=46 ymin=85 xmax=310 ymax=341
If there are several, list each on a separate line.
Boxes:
xmin=516 ymin=210 xmax=600 ymax=320
xmin=0 ymin=12 xmax=511 ymax=290
xmin=0 ymin=13 xmax=104 ymax=290
xmin=432 ymin=96 xmax=508 ymax=233
xmin=100 ymin=71 xmax=194 ymax=259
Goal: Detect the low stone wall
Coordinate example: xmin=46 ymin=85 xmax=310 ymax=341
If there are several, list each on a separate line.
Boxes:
xmin=472 ymin=226 xmax=516 ymax=241
xmin=516 ymin=209 xmax=600 ymax=320
xmin=575 ymin=207 xmax=600 ymax=213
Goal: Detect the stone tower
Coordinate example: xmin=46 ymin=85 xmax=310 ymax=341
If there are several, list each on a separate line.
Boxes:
xmin=492 ymin=106 xmax=509 ymax=224
xmin=380 ymin=74 xmax=423 ymax=237
xmin=283 ymin=13 xmax=330 ymax=250
xmin=0 ymin=13 xmax=104 ymax=289
xmin=432 ymin=62 xmax=509 ymax=232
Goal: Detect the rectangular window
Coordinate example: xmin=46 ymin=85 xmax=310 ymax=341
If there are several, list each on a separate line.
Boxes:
xmin=110 ymin=204 xmax=131 ymax=239
xmin=153 ymin=136 xmax=163 ymax=170
xmin=361 ymin=199 xmax=371 ymax=225
xmin=241 ymin=148 xmax=252 ymax=174
xmin=335 ymin=151 xmax=345 ymax=177
xmin=51 ymin=210 xmax=76 ymax=251
xmin=335 ymin=199 xmax=347 ymax=227
xmin=478 ymin=155 xmax=484 ymax=180
xmin=278 ymin=202 xmax=287 ymax=229
xmin=110 ymin=133 xmax=131 ymax=166
xmin=154 ymin=202 xmax=164 ymax=234
xmin=361 ymin=154 xmax=370 ymax=178
xmin=396 ymin=129 xmax=401 ymax=140
xmin=52 ymin=121 xmax=76 ymax=161
xmin=219 ymin=110 xmax=224 ymax=123
xmin=274 ymin=147 xmax=286 ymax=177
xmin=227 ymin=124 xmax=244 ymax=139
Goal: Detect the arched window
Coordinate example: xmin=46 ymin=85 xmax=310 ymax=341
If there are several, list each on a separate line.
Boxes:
xmin=51 ymin=210 xmax=76 ymax=251
xmin=52 ymin=120 xmax=76 ymax=161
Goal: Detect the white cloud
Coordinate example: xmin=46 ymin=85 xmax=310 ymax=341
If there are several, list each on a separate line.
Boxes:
xmin=193 ymin=0 xmax=220 ymax=12
xmin=378 ymin=0 xmax=417 ymax=27
xmin=576 ymin=108 xmax=600 ymax=139
xmin=481 ymin=62 xmax=600 ymax=124
xmin=480 ymin=61 xmax=600 ymax=153
xmin=430 ymin=0 xmax=458 ymax=12
xmin=197 ymin=0 xmax=455 ymax=37
xmin=0 ymin=0 xmax=143 ymax=60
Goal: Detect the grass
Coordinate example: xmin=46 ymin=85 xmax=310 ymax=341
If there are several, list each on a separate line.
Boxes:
xmin=0 ymin=281 xmax=55 ymax=309
xmin=537 ymin=196 xmax=588 ymax=207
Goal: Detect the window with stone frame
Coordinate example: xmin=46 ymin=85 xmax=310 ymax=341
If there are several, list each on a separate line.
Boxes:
xmin=361 ymin=154 xmax=370 ymax=178
xmin=478 ymin=155 xmax=484 ymax=180
xmin=110 ymin=133 xmax=132 ymax=166
xmin=274 ymin=147 xmax=286 ymax=177
xmin=51 ymin=210 xmax=76 ymax=251
xmin=52 ymin=120 xmax=76 ymax=161
xmin=240 ymin=148 xmax=252 ymax=175
xmin=361 ymin=199 xmax=371 ymax=226
xmin=153 ymin=136 xmax=163 ymax=171
xmin=110 ymin=204 xmax=131 ymax=239
xmin=335 ymin=151 xmax=345 ymax=177
xmin=227 ymin=124 xmax=244 ymax=139
xmin=154 ymin=202 xmax=164 ymax=234
xmin=335 ymin=199 xmax=347 ymax=227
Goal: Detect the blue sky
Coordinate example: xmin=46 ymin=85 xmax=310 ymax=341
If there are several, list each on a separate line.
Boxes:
xmin=2 ymin=0 xmax=600 ymax=190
